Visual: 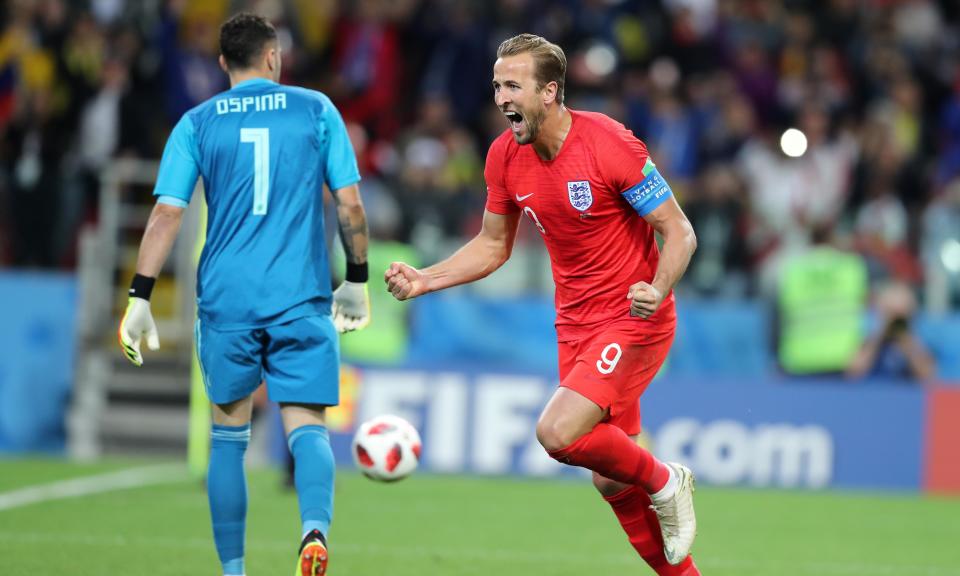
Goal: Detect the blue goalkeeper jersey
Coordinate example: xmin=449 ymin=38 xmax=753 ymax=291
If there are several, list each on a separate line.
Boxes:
xmin=153 ymin=78 xmax=360 ymax=330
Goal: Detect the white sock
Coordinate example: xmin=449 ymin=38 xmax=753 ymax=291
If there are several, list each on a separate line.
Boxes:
xmin=650 ymin=464 xmax=678 ymax=503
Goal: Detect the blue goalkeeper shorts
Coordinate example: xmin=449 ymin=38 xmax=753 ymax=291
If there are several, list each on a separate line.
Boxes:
xmin=195 ymin=314 xmax=339 ymax=406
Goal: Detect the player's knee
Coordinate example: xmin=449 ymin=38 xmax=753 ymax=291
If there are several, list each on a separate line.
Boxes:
xmin=536 ymin=416 xmax=579 ymax=453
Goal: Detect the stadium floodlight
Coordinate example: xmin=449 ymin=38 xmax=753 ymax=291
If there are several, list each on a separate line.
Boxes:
xmin=780 ymin=128 xmax=808 ymax=158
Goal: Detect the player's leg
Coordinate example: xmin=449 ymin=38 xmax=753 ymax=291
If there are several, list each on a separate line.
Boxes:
xmin=595 ymin=470 xmax=700 ymax=574
xmin=541 ymin=337 xmax=667 ymax=491
xmin=197 ymin=321 xmax=265 ymax=576
xmin=265 ymin=315 xmax=340 ymax=576
xmin=536 ymin=387 xmax=671 ymax=494
xmin=540 ymin=330 xmax=696 ymax=564
xmin=209 ymin=397 xmax=255 ymax=576
xmin=281 ymin=403 xmax=333 ymax=576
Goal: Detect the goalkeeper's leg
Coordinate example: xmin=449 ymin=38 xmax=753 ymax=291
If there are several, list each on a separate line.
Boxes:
xmin=197 ymin=320 xmax=266 ymax=576
xmin=283 ymin=404 xmax=334 ymax=576
xmin=208 ymin=397 xmax=254 ymax=576
xmin=266 ymin=316 xmax=340 ymax=576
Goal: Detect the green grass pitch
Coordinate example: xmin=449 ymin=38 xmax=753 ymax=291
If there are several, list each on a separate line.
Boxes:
xmin=0 ymin=458 xmax=958 ymax=575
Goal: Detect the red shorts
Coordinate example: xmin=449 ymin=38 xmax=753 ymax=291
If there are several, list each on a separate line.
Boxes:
xmin=558 ymin=324 xmax=674 ymax=436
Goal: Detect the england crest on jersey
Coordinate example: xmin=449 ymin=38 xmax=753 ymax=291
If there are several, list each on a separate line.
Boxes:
xmin=567 ymin=180 xmax=593 ymax=211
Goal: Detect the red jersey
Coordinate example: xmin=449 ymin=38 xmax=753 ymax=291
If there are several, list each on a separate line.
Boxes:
xmin=484 ymin=109 xmax=676 ymax=342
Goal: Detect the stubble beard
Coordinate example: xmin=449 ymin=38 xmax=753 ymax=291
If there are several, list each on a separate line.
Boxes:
xmin=515 ymin=106 xmax=545 ymax=145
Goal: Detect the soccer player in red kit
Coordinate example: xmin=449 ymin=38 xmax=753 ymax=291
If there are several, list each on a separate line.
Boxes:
xmin=385 ymin=34 xmax=700 ymax=574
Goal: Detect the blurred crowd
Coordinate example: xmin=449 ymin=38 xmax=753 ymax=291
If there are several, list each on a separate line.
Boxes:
xmin=2 ymin=0 xmax=960 ymax=312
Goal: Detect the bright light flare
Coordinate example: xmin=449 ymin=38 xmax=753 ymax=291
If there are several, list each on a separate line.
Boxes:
xmin=780 ymin=128 xmax=808 ymax=158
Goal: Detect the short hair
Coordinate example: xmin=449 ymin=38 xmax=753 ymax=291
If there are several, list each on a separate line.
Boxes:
xmin=496 ymin=33 xmax=567 ymax=104
xmin=219 ymin=13 xmax=277 ymax=70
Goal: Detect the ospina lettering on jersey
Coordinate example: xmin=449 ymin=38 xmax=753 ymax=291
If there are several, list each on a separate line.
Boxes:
xmin=215 ymin=93 xmax=288 ymax=115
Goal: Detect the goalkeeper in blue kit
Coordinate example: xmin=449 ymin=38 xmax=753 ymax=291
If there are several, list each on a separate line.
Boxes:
xmin=117 ymin=13 xmax=368 ymax=576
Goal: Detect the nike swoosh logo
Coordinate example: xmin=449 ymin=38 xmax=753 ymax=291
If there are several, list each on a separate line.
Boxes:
xmin=515 ymin=193 xmax=534 ymax=202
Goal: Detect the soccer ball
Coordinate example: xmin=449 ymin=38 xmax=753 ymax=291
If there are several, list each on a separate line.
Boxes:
xmin=351 ymin=415 xmax=422 ymax=482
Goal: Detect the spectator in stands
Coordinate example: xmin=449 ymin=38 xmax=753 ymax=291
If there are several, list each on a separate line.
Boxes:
xmin=937 ymin=78 xmax=960 ymax=187
xmin=853 ymin=175 xmax=913 ymax=281
xmin=698 ymin=74 xmax=756 ymax=164
xmin=4 ymin=83 xmax=68 ymax=267
xmin=846 ymin=281 xmax=937 ymax=383
xmin=922 ymin=177 xmax=960 ymax=311
xmin=683 ymin=164 xmax=749 ymax=297
xmin=776 ymin=222 xmax=868 ymax=376
xmin=76 ymin=57 xmax=129 ymax=222
xmin=418 ymin=2 xmax=491 ymax=133
xmin=327 ymin=0 xmax=404 ymax=140
xmin=157 ymin=0 xmax=228 ymax=122
xmin=645 ymin=82 xmax=701 ymax=183
xmin=394 ymin=93 xmax=483 ymax=250
xmin=739 ymin=100 xmax=858 ymax=297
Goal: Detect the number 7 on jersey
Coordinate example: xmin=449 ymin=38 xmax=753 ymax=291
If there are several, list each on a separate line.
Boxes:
xmin=240 ymin=127 xmax=270 ymax=215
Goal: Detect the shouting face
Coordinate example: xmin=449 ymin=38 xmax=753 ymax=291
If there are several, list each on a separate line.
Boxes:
xmin=492 ymin=53 xmax=548 ymax=145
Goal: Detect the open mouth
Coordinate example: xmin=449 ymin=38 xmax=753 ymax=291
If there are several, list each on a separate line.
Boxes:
xmin=504 ymin=110 xmax=524 ymax=132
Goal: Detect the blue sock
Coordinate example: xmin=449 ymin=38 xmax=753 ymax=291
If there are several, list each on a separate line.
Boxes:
xmin=209 ymin=423 xmax=250 ymax=576
xmin=287 ymin=425 xmax=335 ymax=540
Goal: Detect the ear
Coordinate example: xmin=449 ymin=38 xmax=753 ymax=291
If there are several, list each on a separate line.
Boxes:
xmin=218 ymin=54 xmax=229 ymax=74
xmin=542 ymin=81 xmax=558 ymax=106
xmin=265 ymin=47 xmax=278 ymax=72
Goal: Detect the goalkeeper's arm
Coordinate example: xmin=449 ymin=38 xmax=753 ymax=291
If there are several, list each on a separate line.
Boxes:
xmin=118 ymin=202 xmax=185 ymax=365
xmin=330 ymin=183 xmax=371 ymax=333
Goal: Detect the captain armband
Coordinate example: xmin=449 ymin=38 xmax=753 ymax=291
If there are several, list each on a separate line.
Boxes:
xmin=620 ymin=167 xmax=673 ymax=216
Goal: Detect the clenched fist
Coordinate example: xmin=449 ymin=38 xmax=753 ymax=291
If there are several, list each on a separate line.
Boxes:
xmin=384 ymin=262 xmax=428 ymax=301
xmin=627 ymin=281 xmax=664 ymax=319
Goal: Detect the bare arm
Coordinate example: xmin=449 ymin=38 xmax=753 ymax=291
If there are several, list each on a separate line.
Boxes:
xmin=421 ymin=209 xmax=521 ymax=291
xmin=845 ymin=333 xmax=884 ymax=379
xmin=136 ymin=202 xmax=186 ymax=277
xmin=628 ymin=196 xmax=697 ymax=318
xmin=896 ymin=333 xmax=937 ymax=383
xmin=846 ymin=320 xmax=936 ymax=383
xmin=328 ymin=183 xmax=371 ymax=332
xmin=330 ymin=183 xmax=368 ymax=266
xmin=645 ymin=196 xmax=698 ymax=295
xmin=385 ymin=209 xmax=521 ymax=300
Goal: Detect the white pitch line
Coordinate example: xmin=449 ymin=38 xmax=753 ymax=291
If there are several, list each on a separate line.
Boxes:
xmin=0 ymin=463 xmax=189 ymax=512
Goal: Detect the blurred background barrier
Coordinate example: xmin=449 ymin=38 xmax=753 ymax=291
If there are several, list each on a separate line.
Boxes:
xmin=0 ymin=272 xmax=77 ymax=452
xmin=312 ymin=365 xmax=960 ymax=492
xmin=403 ymin=292 xmax=960 ymax=380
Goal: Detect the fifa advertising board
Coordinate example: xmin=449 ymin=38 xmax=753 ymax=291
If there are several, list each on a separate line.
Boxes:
xmin=325 ymin=365 xmax=940 ymax=492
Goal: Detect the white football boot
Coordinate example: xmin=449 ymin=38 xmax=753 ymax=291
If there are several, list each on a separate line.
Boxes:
xmin=650 ymin=462 xmax=697 ymax=565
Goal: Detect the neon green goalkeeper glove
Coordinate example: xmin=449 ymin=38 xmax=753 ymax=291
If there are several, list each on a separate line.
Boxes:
xmin=118 ymin=297 xmax=159 ymax=366
xmin=332 ymin=281 xmax=370 ymax=333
